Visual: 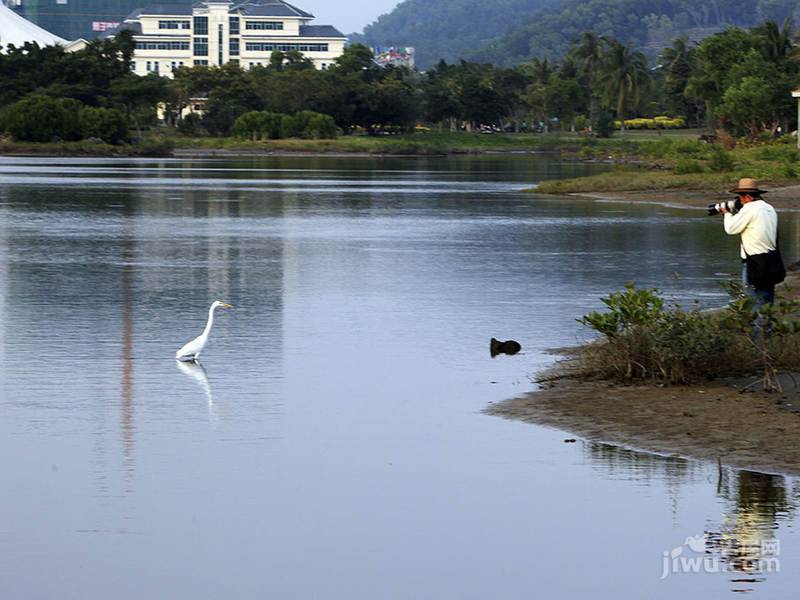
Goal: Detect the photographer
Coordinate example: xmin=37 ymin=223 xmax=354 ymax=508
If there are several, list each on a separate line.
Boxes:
xmin=714 ymin=178 xmax=783 ymax=313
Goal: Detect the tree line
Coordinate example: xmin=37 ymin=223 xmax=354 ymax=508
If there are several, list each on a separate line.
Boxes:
xmin=0 ymin=20 xmax=798 ymax=143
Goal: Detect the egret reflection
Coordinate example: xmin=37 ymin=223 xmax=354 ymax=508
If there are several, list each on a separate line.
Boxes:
xmin=176 ymin=360 xmax=217 ymax=422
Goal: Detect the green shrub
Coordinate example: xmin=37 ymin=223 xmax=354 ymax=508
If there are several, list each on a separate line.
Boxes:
xmin=579 ymin=282 xmax=800 ymax=388
xmin=0 ymin=95 xmax=82 ymax=142
xmin=280 ymin=110 xmax=337 ymax=139
xmin=757 ymin=145 xmax=800 ymax=162
xmin=79 ymin=106 xmax=128 ymax=143
xmin=177 ymin=113 xmax=204 ymax=136
xmin=594 ymin=111 xmax=615 ymax=138
xmin=614 ymin=116 xmax=686 ymax=130
xmin=707 ymin=145 xmax=736 ymax=172
xmin=781 ymin=161 xmax=798 ymax=179
xmin=232 ymin=111 xmax=284 ymax=140
xmin=673 ymin=158 xmax=704 ymax=174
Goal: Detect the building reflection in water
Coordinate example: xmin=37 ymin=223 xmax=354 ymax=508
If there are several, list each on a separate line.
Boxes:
xmin=120 ymin=203 xmax=135 ymax=486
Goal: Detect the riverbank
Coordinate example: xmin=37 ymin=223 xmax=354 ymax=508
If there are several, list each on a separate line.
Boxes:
xmin=0 ymin=130 xmax=693 ymax=158
xmin=489 ymin=269 xmax=800 ymax=476
xmin=0 ymin=138 xmax=176 ymax=158
xmin=532 ymin=136 xmax=800 ymax=202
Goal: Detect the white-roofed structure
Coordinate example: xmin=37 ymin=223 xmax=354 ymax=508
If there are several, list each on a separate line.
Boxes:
xmin=0 ymin=3 xmax=66 ymax=49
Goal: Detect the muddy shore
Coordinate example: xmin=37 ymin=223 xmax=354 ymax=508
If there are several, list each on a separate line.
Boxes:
xmin=488 ymin=378 xmax=800 ymax=476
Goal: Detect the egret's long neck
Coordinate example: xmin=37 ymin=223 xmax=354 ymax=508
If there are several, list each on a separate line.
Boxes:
xmin=202 ymin=305 xmax=216 ymax=338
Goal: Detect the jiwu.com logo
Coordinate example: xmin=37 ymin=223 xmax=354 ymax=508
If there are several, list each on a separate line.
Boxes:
xmin=660 ymin=533 xmax=780 ymax=579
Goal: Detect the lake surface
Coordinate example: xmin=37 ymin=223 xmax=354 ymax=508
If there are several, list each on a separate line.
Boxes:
xmin=1 ymin=154 xmax=799 ymax=598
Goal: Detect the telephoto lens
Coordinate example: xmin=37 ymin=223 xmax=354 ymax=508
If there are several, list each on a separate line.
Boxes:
xmin=707 ymin=198 xmax=742 ymax=216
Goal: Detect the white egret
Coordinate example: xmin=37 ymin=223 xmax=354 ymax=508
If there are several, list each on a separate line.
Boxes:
xmin=175 ymin=300 xmax=233 ymax=362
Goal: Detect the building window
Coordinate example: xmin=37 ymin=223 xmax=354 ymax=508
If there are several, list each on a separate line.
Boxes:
xmin=130 ymin=61 xmax=136 ymax=71
xmin=218 ymin=23 xmax=223 ymax=66
xmin=229 ymin=16 xmax=240 ymax=35
xmin=135 ymin=41 xmax=191 ymax=51
xmin=194 ymin=59 xmax=208 ymax=66
xmin=194 ymin=37 xmax=208 ymax=56
xmin=229 ymin=59 xmax=239 ymax=65
xmin=229 ymin=38 xmax=239 ymax=56
xmin=245 ymin=21 xmax=283 ymax=30
xmin=245 ymin=43 xmax=328 ymax=52
xmin=153 ymin=61 xmax=159 ymax=74
xmin=146 ymin=60 xmax=151 ymax=71
xmin=193 ymin=16 xmax=208 ymax=35
xmin=158 ymin=19 xmax=190 ymax=29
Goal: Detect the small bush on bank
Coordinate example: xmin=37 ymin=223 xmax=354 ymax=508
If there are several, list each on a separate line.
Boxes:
xmin=0 ymin=95 xmax=83 ymax=142
xmin=79 ymin=106 xmax=128 ymax=144
xmin=708 ymin=146 xmax=736 ymax=172
xmin=578 ymin=283 xmax=800 ymax=388
xmin=673 ymin=158 xmax=704 ymax=174
xmin=615 ymin=116 xmax=686 ymax=130
xmin=233 ymin=110 xmax=337 ymax=140
xmin=280 ymin=111 xmax=337 ymax=139
xmin=177 ymin=113 xmax=205 ymax=136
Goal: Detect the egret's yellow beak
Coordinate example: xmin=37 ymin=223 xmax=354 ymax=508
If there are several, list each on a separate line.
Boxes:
xmin=221 ymin=303 xmax=233 ymax=309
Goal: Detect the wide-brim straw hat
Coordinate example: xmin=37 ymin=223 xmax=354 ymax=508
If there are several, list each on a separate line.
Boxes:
xmin=729 ymin=178 xmax=768 ymax=194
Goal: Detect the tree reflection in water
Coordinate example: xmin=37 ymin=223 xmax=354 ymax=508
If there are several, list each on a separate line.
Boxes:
xmin=584 ymin=442 xmax=799 ymax=592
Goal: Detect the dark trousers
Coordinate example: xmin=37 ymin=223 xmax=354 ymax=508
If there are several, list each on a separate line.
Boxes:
xmin=742 ymin=261 xmax=775 ymax=338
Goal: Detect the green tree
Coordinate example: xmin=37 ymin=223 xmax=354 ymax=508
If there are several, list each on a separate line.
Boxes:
xmin=686 ymin=27 xmax=754 ymax=127
xmin=0 ymin=95 xmax=82 ymax=142
xmin=718 ymin=75 xmax=780 ymax=136
xmin=597 ymin=40 xmax=650 ymax=131
xmin=79 ymin=106 xmax=129 ymax=143
xmin=660 ymin=36 xmax=701 ymax=123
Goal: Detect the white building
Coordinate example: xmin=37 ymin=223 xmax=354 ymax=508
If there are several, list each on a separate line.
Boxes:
xmin=110 ymin=0 xmax=346 ymax=77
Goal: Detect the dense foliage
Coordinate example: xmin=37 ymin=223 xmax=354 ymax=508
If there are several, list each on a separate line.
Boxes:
xmin=1 ymin=19 xmax=799 ymax=144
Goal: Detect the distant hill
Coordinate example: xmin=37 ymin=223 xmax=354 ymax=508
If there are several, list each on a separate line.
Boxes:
xmin=467 ymin=0 xmax=796 ymax=65
xmin=352 ymin=0 xmax=800 ymax=69
xmin=349 ymin=0 xmax=564 ymax=69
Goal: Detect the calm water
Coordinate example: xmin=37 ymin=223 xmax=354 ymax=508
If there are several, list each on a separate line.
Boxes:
xmin=1 ymin=154 xmax=799 ymax=598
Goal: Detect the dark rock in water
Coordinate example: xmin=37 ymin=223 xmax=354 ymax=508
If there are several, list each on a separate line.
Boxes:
xmin=490 ymin=338 xmax=521 ymax=357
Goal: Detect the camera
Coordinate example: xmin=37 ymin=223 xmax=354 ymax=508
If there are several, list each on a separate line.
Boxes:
xmin=707 ymin=198 xmax=742 ymax=216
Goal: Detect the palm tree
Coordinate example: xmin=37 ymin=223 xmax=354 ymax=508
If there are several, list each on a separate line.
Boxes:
xmin=597 ymin=40 xmax=650 ymax=133
xmin=572 ymin=31 xmax=606 ymax=75
xmin=754 ymin=18 xmax=793 ymax=63
xmin=571 ymin=32 xmax=608 ymax=124
xmin=660 ymin=36 xmax=698 ymax=124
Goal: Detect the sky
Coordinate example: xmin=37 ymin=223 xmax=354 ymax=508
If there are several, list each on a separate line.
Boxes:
xmin=297 ymin=0 xmax=399 ymax=34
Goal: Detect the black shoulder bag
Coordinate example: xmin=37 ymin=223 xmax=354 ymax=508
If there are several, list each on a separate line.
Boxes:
xmin=745 ymin=231 xmax=786 ymax=289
